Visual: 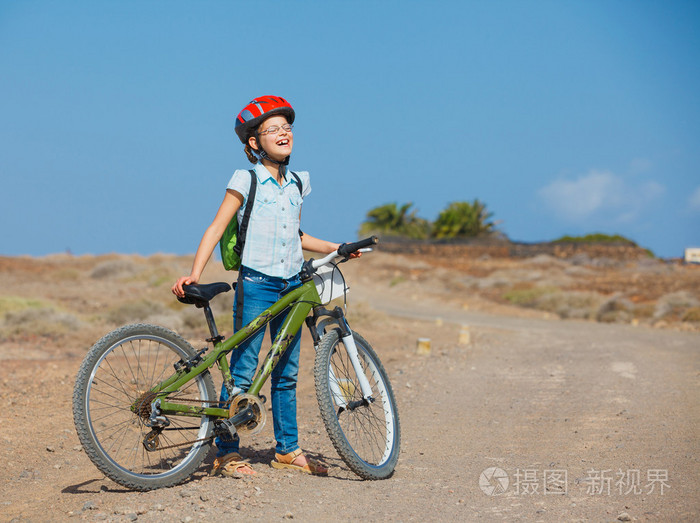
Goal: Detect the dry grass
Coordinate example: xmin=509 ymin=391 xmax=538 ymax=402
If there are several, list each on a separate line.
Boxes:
xmin=682 ymin=307 xmax=700 ymax=323
xmin=1 ymin=306 xmax=81 ymax=339
xmin=1 ymin=250 xmax=698 ymax=348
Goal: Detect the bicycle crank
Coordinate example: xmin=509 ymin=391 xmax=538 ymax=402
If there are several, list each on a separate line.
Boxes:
xmin=229 ymin=393 xmax=267 ymax=436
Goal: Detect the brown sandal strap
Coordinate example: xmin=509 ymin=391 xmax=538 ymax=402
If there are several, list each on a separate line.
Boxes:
xmin=213 ymin=452 xmax=253 ymax=474
xmin=274 ymin=448 xmax=303 ymax=465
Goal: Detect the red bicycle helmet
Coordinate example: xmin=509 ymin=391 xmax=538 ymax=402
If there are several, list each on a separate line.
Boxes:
xmin=235 ymin=95 xmax=295 ymax=144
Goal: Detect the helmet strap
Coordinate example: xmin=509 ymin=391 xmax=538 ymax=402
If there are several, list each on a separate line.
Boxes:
xmin=255 ymin=133 xmax=290 ymax=180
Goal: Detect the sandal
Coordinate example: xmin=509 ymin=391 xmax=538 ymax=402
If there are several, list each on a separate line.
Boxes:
xmin=271 ymin=448 xmax=328 ymax=476
xmin=211 ymin=452 xmax=256 ymax=477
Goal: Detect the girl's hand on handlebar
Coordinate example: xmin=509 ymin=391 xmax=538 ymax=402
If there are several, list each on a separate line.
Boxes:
xmin=329 ymin=242 xmax=361 ymax=259
xmin=172 ymin=275 xmax=198 ymax=298
xmin=337 ymin=236 xmax=377 ymax=258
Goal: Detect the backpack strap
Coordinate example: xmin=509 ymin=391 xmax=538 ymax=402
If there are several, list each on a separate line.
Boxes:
xmin=290 ymin=171 xmax=304 ymax=238
xmin=234 ymin=271 xmax=245 ymax=331
xmin=290 ymin=171 xmax=303 ymax=195
xmin=233 ymin=170 xmax=257 ymax=332
xmin=233 ymin=170 xmax=258 ymax=258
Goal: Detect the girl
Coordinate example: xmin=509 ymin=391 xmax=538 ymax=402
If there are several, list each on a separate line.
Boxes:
xmin=172 ymin=95 xmax=345 ymax=477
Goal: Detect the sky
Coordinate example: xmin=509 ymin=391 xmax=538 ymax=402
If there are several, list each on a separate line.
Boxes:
xmin=1 ymin=1 xmax=699 ymax=259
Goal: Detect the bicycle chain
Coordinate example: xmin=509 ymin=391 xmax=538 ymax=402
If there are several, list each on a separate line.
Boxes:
xmin=144 ymin=433 xmax=215 ymax=452
xmin=141 ymin=395 xmax=231 ymax=452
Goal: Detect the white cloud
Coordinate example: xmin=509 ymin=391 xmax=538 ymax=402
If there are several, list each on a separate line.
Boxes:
xmin=689 ymin=186 xmax=700 ymax=212
xmin=538 ymin=170 xmax=665 ymax=224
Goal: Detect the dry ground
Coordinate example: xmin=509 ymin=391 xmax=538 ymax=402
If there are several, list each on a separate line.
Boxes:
xmin=0 ymin=250 xmax=698 ymax=522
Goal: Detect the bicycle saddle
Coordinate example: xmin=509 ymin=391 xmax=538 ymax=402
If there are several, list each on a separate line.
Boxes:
xmin=178 ymin=282 xmax=232 ymax=307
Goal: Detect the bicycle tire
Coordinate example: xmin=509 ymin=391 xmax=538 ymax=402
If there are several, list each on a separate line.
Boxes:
xmin=314 ymin=329 xmax=400 ymax=479
xmin=72 ymin=323 xmax=216 ymax=491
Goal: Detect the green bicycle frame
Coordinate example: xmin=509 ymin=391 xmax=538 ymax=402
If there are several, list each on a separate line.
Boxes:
xmin=146 ymin=279 xmax=322 ymax=419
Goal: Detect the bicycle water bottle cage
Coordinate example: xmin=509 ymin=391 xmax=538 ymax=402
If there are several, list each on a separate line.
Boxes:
xmin=178 ymin=282 xmax=232 ymax=308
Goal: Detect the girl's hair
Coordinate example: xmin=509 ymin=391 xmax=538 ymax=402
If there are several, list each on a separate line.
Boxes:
xmin=244 ymin=143 xmax=259 ymax=164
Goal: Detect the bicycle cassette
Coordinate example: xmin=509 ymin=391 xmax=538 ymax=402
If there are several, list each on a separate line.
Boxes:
xmin=229 ymin=393 xmax=267 ymax=436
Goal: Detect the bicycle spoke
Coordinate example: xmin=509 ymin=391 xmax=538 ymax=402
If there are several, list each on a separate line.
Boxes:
xmin=75 ymin=325 xmax=216 ymax=489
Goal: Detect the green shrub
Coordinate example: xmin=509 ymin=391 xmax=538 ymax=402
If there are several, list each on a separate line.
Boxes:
xmin=0 ymin=296 xmax=47 ymax=315
xmin=503 ymin=287 xmax=558 ymax=306
xmin=552 ymin=233 xmax=638 ymax=246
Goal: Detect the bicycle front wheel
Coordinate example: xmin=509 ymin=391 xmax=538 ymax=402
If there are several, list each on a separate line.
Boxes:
xmin=72 ymin=324 xmax=216 ymax=491
xmin=314 ymin=329 xmax=400 ymax=479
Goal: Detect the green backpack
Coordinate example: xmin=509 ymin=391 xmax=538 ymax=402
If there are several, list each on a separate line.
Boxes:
xmin=219 ymin=169 xmax=302 ymax=271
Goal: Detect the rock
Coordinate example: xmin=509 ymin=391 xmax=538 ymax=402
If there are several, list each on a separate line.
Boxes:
xmin=19 ymin=469 xmax=38 ymax=480
xmin=284 ymin=512 xmax=294 ymax=519
xmin=617 ymin=512 xmax=632 ymax=521
xmin=83 ymin=500 xmax=98 ymax=511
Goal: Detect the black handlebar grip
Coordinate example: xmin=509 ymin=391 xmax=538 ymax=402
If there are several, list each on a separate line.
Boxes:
xmin=337 ymin=236 xmax=379 ymax=257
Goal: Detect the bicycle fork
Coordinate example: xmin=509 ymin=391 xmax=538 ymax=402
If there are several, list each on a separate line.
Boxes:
xmin=309 ymin=309 xmax=374 ymax=410
xmin=335 ymin=331 xmax=374 ymax=407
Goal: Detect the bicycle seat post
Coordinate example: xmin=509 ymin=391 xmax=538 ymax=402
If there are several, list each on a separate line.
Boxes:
xmin=202 ymin=303 xmax=224 ymax=344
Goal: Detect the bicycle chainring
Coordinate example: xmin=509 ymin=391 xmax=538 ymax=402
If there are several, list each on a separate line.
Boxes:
xmin=229 ymin=393 xmax=267 ymax=436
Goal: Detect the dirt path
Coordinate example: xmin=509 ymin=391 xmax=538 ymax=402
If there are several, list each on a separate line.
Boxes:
xmin=1 ymin=259 xmax=699 ymax=522
xmin=354 ymin=288 xmax=699 ymax=521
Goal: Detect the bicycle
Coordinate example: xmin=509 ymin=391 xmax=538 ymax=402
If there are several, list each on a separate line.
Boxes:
xmin=72 ymin=236 xmax=400 ymax=491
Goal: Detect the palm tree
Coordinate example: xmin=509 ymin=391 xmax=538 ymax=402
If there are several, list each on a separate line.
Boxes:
xmin=359 ymin=202 xmax=430 ymax=239
xmin=432 ymin=199 xmax=496 ymax=239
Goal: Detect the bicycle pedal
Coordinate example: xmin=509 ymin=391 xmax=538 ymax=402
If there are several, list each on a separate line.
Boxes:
xmin=213 ymin=418 xmax=238 ymax=443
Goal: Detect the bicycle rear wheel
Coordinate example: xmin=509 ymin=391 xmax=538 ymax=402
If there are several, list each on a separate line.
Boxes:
xmin=314 ymin=329 xmax=400 ymax=479
xmin=72 ymin=324 xmax=216 ymax=491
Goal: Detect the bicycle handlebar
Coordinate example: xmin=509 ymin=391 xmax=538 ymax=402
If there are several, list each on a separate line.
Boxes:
xmin=309 ymin=236 xmax=378 ymax=270
xmin=337 ymin=236 xmax=378 ymax=258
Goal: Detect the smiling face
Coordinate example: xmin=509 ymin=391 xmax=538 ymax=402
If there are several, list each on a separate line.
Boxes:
xmin=248 ymin=115 xmax=293 ymax=162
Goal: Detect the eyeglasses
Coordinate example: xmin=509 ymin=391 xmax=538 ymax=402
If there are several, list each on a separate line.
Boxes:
xmin=258 ymin=123 xmax=293 ymax=136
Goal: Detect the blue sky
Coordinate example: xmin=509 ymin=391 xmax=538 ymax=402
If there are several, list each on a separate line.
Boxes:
xmin=1 ymin=1 xmax=698 ymax=258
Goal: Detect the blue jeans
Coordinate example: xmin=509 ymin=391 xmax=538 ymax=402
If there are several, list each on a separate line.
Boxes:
xmin=215 ymin=266 xmax=302 ymax=457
